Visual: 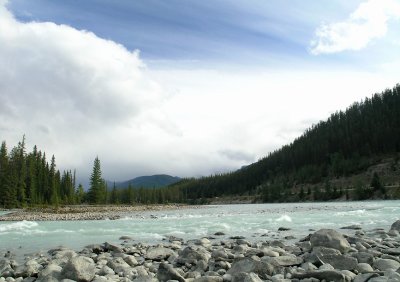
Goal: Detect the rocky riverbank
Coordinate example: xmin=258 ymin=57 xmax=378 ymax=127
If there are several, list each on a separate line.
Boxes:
xmin=1 ymin=220 xmax=400 ymax=281
xmin=0 ymin=205 xmax=196 ymax=221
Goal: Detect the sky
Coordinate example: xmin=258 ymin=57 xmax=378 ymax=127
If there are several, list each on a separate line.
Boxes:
xmin=1 ymin=0 xmax=400 ymax=186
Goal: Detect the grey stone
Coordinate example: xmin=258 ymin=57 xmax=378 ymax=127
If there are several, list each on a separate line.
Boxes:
xmin=310 ymin=229 xmax=351 ymax=253
xmin=193 ymin=277 xmax=223 ymax=282
xmin=227 ymin=257 xmax=274 ymax=279
xmin=263 ymin=255 xmax=303 ymax=267
xmin=124 ymin=255 xmax=139 ymax=266
xmin=156 ymin=263 xmax=185 ymax=282
xmin=353 ymin=252 xmax=374 ymax=264
xmin=354 ymin=273 xmax=380 ymax=282
xmin=146 ymin=247 xmax=177 ymax=261
xmin=318 ymin=254 xmax=358 ymax=270
xmin=38 ymin=264 xmax=62 ymax=280
xmin=292 ymin=270 xmax=346 ymax=282
xmin=132 ymin=275 xmax=158 ymax=282
xmin=355 ymin=263 xmax=374 ymax=273
xmin=104 ymin=242 xmax=123 ymax=253
xmin=390 ymin=220 xmax=400 ymax=232
xmin=14 ymin=260 xmax=43 ymax=278
xmin=232 ymin=272 xmax=262 ymax=282
xmin=340 ymin=225 xmax=362 ymax=230
xmin=381 ymin=248 xmax=400 ymax=255
xmin=373 ymin=258 xmax=400 ymax=271
xmin=177 ymin=246 xmax=211 ymax=264
xmin=61 ymin=256 xmax=96 ymax=282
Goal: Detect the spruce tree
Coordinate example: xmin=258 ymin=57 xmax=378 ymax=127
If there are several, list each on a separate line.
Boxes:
xmin=88 ymin=157 xmax=104 ymax=204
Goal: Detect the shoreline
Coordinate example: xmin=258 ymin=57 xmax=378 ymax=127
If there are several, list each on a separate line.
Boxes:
xmin=0 ymin=204 xmax=199 ymax=221
xmin=0 ymin=220 xmax=399 ymax=281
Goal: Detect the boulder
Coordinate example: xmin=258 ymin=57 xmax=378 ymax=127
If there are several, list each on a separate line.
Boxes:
xmin=310 ymin=229 xmax=351 ymax=253
xmin=227 ymin=257 xmax=274 ymax=279
xmin=61 ymin=256 xmax=96 ymax=282
xmin=14 ymin=260 xmax=43 ymax=278
xmin=193 ymin=277 xmax=224 ymax=282
xmin=104 ymin=242 xmax=123 ymax=253
xmin=38 ymin=264 xmax=62 ymax=280
xmin=263 ymin=255 xmax=303 ymax=267
xmin=354 ymin=273 xmax=380 ymax=282
xmin=146 ymin=247 xmax=176 ymax=261
xmin=373 ymin=258 xmax=400 ymax=271
xmin=340 ymin=225 xmax=362 ymax=230
xmin=292 ymin=270 xmax=346 ymax=282
xmin=177 ymin=246 xmax=211 ymax=264
xmin=232 ymin=272 xmax=262 ymax=282
xmin=355 ymin=263 xmax=374 ymax=273
xmin=390 ymin=220 xmax=400 ymax=231
xmin=156 ymin=262 xmax=185 ymax=282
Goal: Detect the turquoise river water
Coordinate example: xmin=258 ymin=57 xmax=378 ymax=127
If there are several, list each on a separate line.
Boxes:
xmin=0 ymin=201 xmax=399 ymax=257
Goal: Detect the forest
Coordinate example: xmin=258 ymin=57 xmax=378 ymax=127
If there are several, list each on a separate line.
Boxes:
xmin=1 ymin=84 xmax=400 ymax=208
xmin=169 ymin=84 xmax=400 ymax=202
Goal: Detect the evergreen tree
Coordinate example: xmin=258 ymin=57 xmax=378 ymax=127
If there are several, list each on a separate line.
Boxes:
xmin=0 ymin=142 xmax=8 ymax=207
xmin=88 ymin=157 xmax=105 ymax=204
xmin=371 ymin=172 xmax=385 ymax=194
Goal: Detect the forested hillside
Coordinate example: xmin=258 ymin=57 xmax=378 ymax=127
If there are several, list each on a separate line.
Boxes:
xmin=170 ymin=84 xmax=400 ymax=202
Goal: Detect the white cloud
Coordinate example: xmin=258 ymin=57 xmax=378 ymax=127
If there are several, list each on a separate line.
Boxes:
xmin=1 ymin=1 xmax=399 ymax=186
xmin=311 ymin=0 xmax=400 ymax=54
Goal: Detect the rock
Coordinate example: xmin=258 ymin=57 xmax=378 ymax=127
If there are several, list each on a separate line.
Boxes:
xmin=381 ymin=248 xmax=400 ymax=255
xmin=227 ymin=257 xmax=274 ymax=279
xmin=214 ymin=232 xmax=225 ymax=236
xmin=146 ymin=247 xmax=176 ymax=261
xmin=292 ymin=270 xmax=346 ymax=282
xmin=61 ymin=256 xmax=96 ymax=282
xmin=373 ymin=258 xmax=400 ymax=271
xmin=278 ymin=227 xmax=291 ymax=231
xmin=177 ymin=246 xmax=211 ymax=264
xmin=107 ymin=257 xmax=131 ymax=274
xmin=263 ymin=255 xmax=303 ymax=267
xmin=124 ymin=255 xmax=139 ymax=266
xmin=97 ymin=265 xmax=115 ymax=276
xmin=355 ymin=263 xmax=374 ymax=273
xmin=310 ymin=229 xmax=351 ymax=253
xmin=354 ymin=273 xmax=380 ymax=282
xmin=229 ymin=236 xmax=245 ymax=240
xmin=390 ymin=220 xmax=400 ymax=231
xmin=231 ymin=272 xmax=262 ymax=282
xmin=318 ymin=254 xmax=357 ymax=270
xmin=14 ymin=260 xmax=43 ymax=278
xmin=353 ymin=252 xmax=374 ymax=264
xmin=38 ymin=264 xmax=62 ymax=280
xmin=193 ymin=277 xmax=223 ymax=282
xmin=104 ymin=242 xmax=123 ymax=253
xmin=119 ymin=236 xmax=133 ymax=240
xmin=340 ymin=225 xmax=362 ymax=230
xmin=211 ymin=249 xmax=228 ymax=261
xmin=132 ymin=275 xmax=158 ymax=282
xmin=156 ymin=262 xmax=185 ymax=282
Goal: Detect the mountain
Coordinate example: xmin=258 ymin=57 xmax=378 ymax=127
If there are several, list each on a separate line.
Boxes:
xmin=169 ymin=83 xmax=400 ymax=203
xmin=110 ymin=174 xmax=181 ymax=189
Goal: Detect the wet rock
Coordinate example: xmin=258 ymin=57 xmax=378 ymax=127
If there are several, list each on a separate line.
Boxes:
xmin=61 ymin=256 xmax=96 ymax=282
xmin=177 ymin=246 xmax=211 ymax=264
xmin=14 ymin=260 xmax=43 ymax=278
xmin=292 ymin=270 xmax=346 ymax=282
xmin=214 ymin=232 xmax=225 ymax=236
xmin=38 ymin=264 xmax=62 ymax=281
xmin=390 ymin=220 xmax=400 ymax=232
xmin=231 ymin=272 xmax=262 ymax=282
xmin=156 ymin=262 xmax=185 ymax=282
xmin=353 ymin=273 xmax=380 ymax=282
xmin=119 ymin=236 xmax=133 ymax=240
xmin=146 ymin=247 xmax=176 ymax=261
xmin=227 ymin=257 xmax=274 ymax=279
xmin=193 ymin=276 xmax=223 ymax=282
xmin=340 ymin=225 xmax=362 ymax=230
xmin=318 ymin=254 xmax=357 ymax=270
xmin=104 ymin=242 xmax=123 ymax=253
xmin=278 ymin=227 xmax=291 ymax=231
xmin=373 ymin=258 xmax=400 ymax=271
xmin=310 ymin=229 xmax=351 ymax=253
xmin=263 ymin=255 xmax=303 ymax=267
xmin=355 ymin=263 xmax=374 ymax=273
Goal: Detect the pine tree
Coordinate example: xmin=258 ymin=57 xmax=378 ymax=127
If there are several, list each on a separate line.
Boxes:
xmin=0 ymin=142 xmax=8 ymax=207
xmin=88 ymin=157 xmax=105 ymax=204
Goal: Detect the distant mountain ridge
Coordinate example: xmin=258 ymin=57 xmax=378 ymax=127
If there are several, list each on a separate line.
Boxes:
xmin=109 ymin=174 xmax=181 ymax=189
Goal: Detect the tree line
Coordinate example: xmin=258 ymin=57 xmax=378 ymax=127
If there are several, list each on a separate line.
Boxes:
xmin=0 ymin=136 xmax=82 ymax=208
xmin=169 ymin=84 xmax=400 ymax=202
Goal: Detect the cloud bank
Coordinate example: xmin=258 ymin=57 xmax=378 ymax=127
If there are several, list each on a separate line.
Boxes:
xmin=311 ymin=0 xmax=400 ymax=54
xmin=1 ymin=0 xmax=399 ymax=186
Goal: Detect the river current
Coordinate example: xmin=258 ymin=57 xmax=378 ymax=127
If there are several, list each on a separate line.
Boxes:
xmin=0 ymin=201 xmax=399 ymax=257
